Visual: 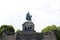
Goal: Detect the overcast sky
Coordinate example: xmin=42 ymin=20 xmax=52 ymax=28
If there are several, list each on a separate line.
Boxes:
xmin=0 ymin=0 xmax=60 ymax=32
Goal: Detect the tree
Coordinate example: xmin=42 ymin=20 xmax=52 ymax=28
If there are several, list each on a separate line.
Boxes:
xmin=42 ymin=25 xmax=60 ymax=40
xmin=0 ymin=25 xmax=15 ymax=35
xmin=16 ymin=29 xmax=21 ymax=33
xmin=0 ymin=28 xmax=2 ymax=36
xmin=42 ymin=25 xmax=56 ymax=33
xmin=55 ymin=27 xmax=60 ymax=40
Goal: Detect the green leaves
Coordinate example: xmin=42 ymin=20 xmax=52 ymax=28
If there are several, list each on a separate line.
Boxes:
xmin=0 ymin=25 xmax=15 ymax=36
xmin=42 ymin=25 xmax=56 ymax=33
xmin=16 ymin=29 xmax=21 ymax=33
xmin=56 ymin=27 xmax=60 ymax=40
xmin=42 ymin=25 xmax=60 ymax=40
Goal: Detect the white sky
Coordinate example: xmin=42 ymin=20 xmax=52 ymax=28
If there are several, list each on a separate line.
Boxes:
xmin=0 ymin=0 xmax=60 ymax=32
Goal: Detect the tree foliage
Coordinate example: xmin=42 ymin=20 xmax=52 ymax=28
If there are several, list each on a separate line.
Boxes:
xmin=0 ymin=25 xmax=15 ymax=36
xmin=42 ymin=25 xmax=60 ymax=40
xmin=55 ymin=27 xmax=60 ymax=40
xmin=16 ymin=29 xmax=21 ymax=33
xmin=42 ymin=25 xmax=56 ymax=33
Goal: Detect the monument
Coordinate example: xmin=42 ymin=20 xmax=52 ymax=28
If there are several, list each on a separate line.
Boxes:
xmin=16 ymin=12 xmax=42 ymax=40
xmin=22 ymin=12 xmax=35 ymax=32
xmin=0 ymin=12 xmax=57 ymax=40
xmin=26 ymin=12 xmax=32 ymax=21
xmin=16 ymin=12 xmax=57 ymax=40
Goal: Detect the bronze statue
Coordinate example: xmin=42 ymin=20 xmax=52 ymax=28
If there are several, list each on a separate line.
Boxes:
xmin=26 ymin=12 xmax=32 ymax=21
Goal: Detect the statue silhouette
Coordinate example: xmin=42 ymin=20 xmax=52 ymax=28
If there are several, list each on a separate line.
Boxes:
xmin=26 ymin=12 xmax=32 ymax=21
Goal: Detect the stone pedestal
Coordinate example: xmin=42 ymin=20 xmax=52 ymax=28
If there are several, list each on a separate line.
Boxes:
xmin=22 ymin=21 xmax=35 ymax=32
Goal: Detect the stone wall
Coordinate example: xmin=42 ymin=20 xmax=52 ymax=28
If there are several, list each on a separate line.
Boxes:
xmin=16 ymin=31 xmax=57 ymax=40
xmin=16 ymin=32 xmax=36 ymax=40
xmin=0 ymin=34 xmax=16 ymax=40
xmin=42 ymin=31 xmax=57 ymax=40
xmin=0 ymin=31 xmax=57 ymax=40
